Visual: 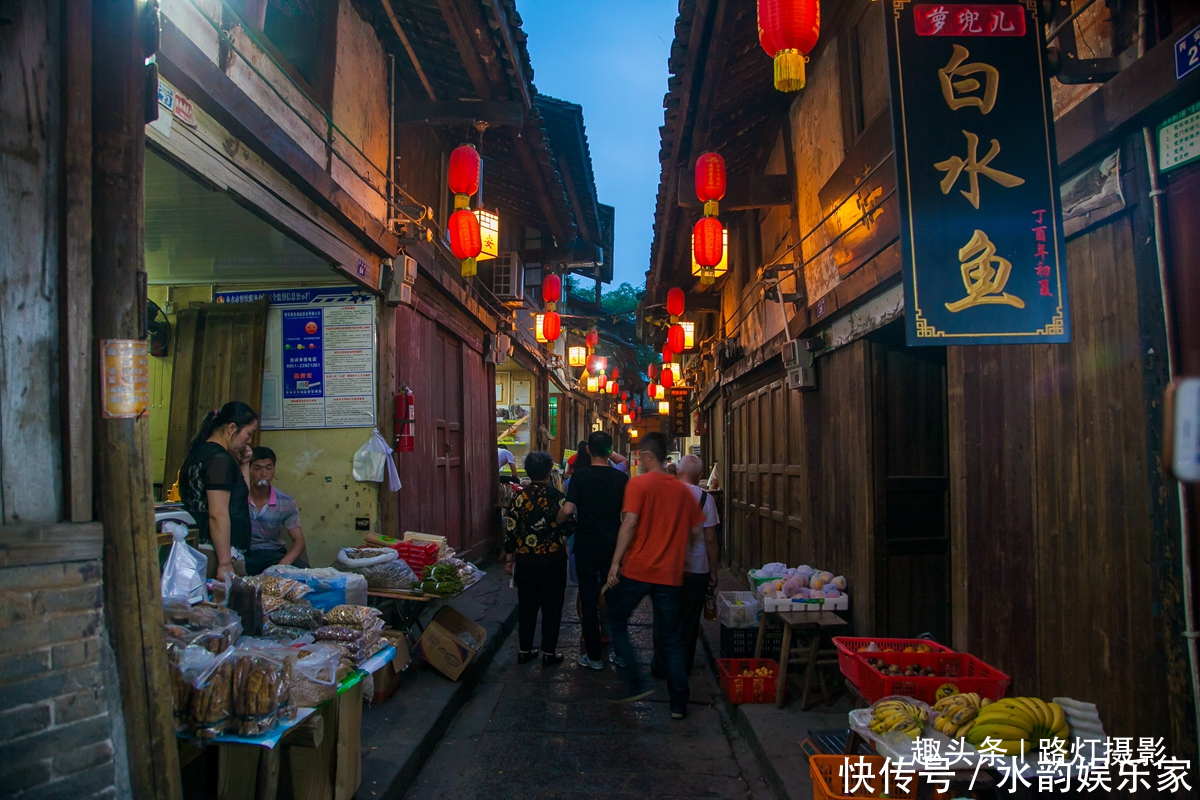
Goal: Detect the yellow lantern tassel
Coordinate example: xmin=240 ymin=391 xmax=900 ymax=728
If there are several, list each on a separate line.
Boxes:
xmin=461 ymin=257 xmax=477 ymax=277
xmin=454 ymin=193 xmax=470 ymax=210
xmin=773 ymin=49 xmax=806 ymax=92
xmin=703 ymin=200 xmax=720 ymax=217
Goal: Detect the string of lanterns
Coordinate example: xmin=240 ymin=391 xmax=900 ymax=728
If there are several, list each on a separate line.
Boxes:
xmin=447 ymin=145 xmax=482 ymax=277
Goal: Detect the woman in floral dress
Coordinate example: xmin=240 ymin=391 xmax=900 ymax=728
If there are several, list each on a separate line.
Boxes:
xmin=503 ymin=451 xmax=571 ymax=666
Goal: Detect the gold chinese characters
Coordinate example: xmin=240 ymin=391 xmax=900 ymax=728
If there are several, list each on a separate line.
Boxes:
xmin=945 ymin=229 xmax=1025 ymax=313
xmin=938 ymin=44 xmax=998 ymax=114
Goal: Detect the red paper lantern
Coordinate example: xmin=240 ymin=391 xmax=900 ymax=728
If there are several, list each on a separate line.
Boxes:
xmin=647 ymin=363 xmax=658 ymax=380
xmin=448 ymin=145 xmax=481 ymax=197
xmin=662 ymin=344 xmax=674 ymax=364
xmin=695 ymin=153 xmax=726 ymax=217
xmin=661 ymin=367 xmax=675 ymax=389
xmin=449 ymin=209 xmax=482 ymax=276
xmin=621 ymin=391 xmax=628 ymax=401
xmin=666 ymin=287 xmax=686 ymax=318
xmin=542 ymin=310 xmax=561 ymax=342
xmin=611 ymin=367 xmax=620 ymax=381
xmin=667 ymin=324 xmax=685 ymax=354
xmin=597 ymin=373 xmax=607 ymax=391
xmin=693 ymin=217 xmax=725 ymax=268
xmin=758 ymin=0 xmax=821 ymax=92
xmin=647 ymin=381 xmax=658 ymax=398
xmin=585 ymin=328 xmax=599 ymax=349
xmin=542 ymin=273 xmax=562 ymax=306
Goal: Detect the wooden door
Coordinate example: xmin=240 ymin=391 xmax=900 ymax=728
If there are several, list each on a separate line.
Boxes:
xmin=870 ymin=324 xmax=950 ymax=641
xmin=163 ymin=301 xmax=268 ymax=493
xmin=433 ymin=327 xmax=465 ymax=549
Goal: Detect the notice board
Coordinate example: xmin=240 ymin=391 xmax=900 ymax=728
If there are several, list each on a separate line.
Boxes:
xmin=885 ymin=1 xmax=1071 ymax=345
xmin=215 ymin=287 xmax=376 ymax=429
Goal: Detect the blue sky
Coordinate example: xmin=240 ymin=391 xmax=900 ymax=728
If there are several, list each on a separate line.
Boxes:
xmin=518 ymin=0 xmax=679 ymax=289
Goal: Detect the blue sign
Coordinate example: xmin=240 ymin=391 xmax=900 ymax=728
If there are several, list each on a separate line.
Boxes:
xmin=281 ymin=310 xmax=324 ymax=399
xmin=1177 ymin=24 xmax=1200 ymax=80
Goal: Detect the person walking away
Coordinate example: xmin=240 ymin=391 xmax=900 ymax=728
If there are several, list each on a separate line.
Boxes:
xmin=674 ymin=455 xmax=720 ymax=674
xmin=498 ymin=444 xmax=519 ymax=482
xmin=557 ymin=431 xmax=628 ymax=670
xmin=180 ymin=402 xmax=259 ymax=581
xmin=245 ymin=446 xmax=310 ymax=575
xmin=605 ymin=433 xmax=705 ymax=718
xmin=504 ymin=451 xmax=570 ymax=666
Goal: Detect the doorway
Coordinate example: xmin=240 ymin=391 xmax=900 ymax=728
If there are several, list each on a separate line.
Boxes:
xmin=433 ymin=327 xmax=465 ymax=550
xmin=869 ymin=322 xmax=951 ymax=642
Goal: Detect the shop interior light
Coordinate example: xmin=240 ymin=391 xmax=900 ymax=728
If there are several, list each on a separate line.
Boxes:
xmin=568 ymin=345 xmax=587 ymax=367
xmin=534 ymin=314 xmax=547 ymax=343
xmin=630 ymin=428 xmax=639 ymax=439
xmin=586 ymin=374 xmax=599 ymax=393
xmin=622 ymin=413 xmax=632 ymax=424
xmin=474 ymin=209 xmax=499 ymax=261
xmin=658 ymin=400 xmax=670 ymax=415
xmin=680 ymin=321 xmax=695 ymax=350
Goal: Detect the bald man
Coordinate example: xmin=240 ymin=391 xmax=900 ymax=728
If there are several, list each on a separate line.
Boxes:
xmin=652 ymin=454 xmax=720 ymax=677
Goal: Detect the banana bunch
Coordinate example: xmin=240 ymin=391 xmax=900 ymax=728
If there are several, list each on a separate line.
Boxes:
xmin=869 ymin=699 xmax=928 ymax=740
xmin=932 ymin=692 xmax=986 ymax=739
xmin=965 ymin=697 xmax=1070 ymax=756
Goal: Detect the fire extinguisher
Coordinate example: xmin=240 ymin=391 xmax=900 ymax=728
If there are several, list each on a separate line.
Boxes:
xmin=395 ymin=386 xmax=415 ymax=452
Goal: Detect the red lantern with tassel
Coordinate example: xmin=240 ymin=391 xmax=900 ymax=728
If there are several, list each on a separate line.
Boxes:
xmin=448 ymin=145 xmax=481 ymax=197
xmin=661 ymin=367 xmax=675 ymax=389
xmin=662 ymin=344 xmax=674 ymax=364
xmin=667 ymin=324 xmax=685 ymax=354
xmin=542 ymin=310 xmax=561 ymax=342
xmin=542 ymin=273 xmax=562 ymax=309
xmin=449 ymin=209 xmax=482 ymax=277
xmin=611 ymin=366 xmax=619 ymax=381
xmin=585 ymin=328 xmax=599 ymax=349
xmin=758 ymin=0 xmax=821 ymax=92
xmin=666 ymin=287 xmax=686 ymax=318
xmin=647 ymin=363 xmax=658 ymax=380
xmin=693 ymin=216 xmax=725 ymax=268
xmin=621 ymin=390 xmax=628 ymax=401
xmin=647 ymin=381 xmax=658 ymax=398
xmin=695 ymin=153 xmax=727 ymax=217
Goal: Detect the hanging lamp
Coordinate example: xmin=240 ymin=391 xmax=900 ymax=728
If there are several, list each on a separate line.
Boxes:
xmin=757 ymin=0 xmax=821 ymax=92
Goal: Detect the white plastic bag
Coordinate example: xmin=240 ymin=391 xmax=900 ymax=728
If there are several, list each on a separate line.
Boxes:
xmin=352 ymin=428 xmax=401 ymax=491
xmin=161 ymin=521 xmax=208 ymax=604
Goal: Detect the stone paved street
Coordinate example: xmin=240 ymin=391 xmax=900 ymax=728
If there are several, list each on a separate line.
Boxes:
xmin=404 ymin=586 xmax=774 ymax=800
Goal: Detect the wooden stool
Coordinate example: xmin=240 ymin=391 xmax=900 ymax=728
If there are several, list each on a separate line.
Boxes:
xmin=754 ymin=610 xmax=848 ymax=709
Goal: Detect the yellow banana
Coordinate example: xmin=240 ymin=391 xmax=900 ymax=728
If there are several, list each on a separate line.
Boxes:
xmin=1011 ymin=697 xmax=1046 ymax=728
xmin=968 ymin=722 xmax=1033 ymax=742
xmin=1030 ymin=698 xmax=1053 ymax=729
xmin=956 ymin=719 xmax=974 ymax=739
xmin=991 ymin=739 xmax=1030 ymax=756
xmin=1047 ymin=702 xmax=1065 ymax=734
xmin=949 ymin=706 xmax=977 ymax=726
xmin=934 ymin=714 xmax=948 ymax=733
xmin=981 ymin=697 xmax=991 ymax=707
xmin=977 ymin=703 xmax=1036 ymax=731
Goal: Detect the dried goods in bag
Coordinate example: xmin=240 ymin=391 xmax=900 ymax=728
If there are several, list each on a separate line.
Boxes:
xmin=246 ymin=575 xmax=313 ymax=602
xmin=229 ymin=646 xmax=295 ymax=736
xmin=335 ymin=548 xmax=418 ymax=590
xmin=268 ymin=602 xmax=325 ymax=630
xmin=323 ymin=604 xmax=382 ymax=628
xmin=163 ymin=601 xmax=242 ymax=654
xmin=290 ymin=644 xmax=341 ymax=708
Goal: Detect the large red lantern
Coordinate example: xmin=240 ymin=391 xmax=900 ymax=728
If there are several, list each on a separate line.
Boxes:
xmin=621 ymin=390 xmax=629 ymax=401
xmin=693 ymin=216 xmax=725 ymax=268
xmin=662 ymin=344 xmax=674 ymax=364
xmin=666 ymin=287 xmax=686 ymax=318
xmin=647 ymin=381 xmax=658 ymax=398
xmin=585 ymin=328 xmax=599 ymax=349
xmin=695 ymin=153 xmax=727 ymax=217
xmin=758 ymin=0 xmax=821 ymax=92
xmin=449 ymin=209 xmax=482 ymax=276
xmin=448 ymin=145 xmax=481 ymax=200
xmin=542 ymin=273 xmax=562 ymax=308
xmin=661 ymin=367 xmax=675 ymax=389
xmin=647 ymin=363 xmax=658 ymax=380
xmin=667 ymin=324 xmax=685 ymax=354
xmin=542 ymin=310 xmax=561 ymax=342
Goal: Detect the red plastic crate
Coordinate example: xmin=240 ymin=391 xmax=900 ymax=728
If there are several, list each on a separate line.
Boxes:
xmin=854 ymin=650 xmax=1010 ymax=705
xmin=809 ymin=755 xmax=918 ymax=800
xmin=717 ymin=658 xmax=778 ymax=704
xmin=832 ymin=637 xmax=954 ymax=688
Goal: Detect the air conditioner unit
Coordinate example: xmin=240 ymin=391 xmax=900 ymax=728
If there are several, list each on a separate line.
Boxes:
xmin=492 ymin=252 xmax=525 ymax=306
xmin=787 ymin=365 xmax=817 ymax=392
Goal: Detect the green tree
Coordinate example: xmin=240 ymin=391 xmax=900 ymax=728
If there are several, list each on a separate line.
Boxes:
xmin=601 ymin=282 xmax=644 ymax=315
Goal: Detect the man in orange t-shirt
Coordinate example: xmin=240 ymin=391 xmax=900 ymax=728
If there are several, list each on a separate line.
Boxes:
xmin=605 ymin=432 xmax=704 ymax=718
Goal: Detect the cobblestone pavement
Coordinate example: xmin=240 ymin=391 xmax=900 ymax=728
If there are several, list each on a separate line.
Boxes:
xmin=404 ymin=586 xmax=774 ymax=799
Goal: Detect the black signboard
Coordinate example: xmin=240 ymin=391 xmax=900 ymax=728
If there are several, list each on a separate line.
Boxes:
xmin=885 ymin=1 xmax=1070 ymax=345
xmin=668 ymin=388 xmax=691 ymax=438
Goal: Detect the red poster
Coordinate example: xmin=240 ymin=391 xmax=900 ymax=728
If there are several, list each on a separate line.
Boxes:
xmin=913 ymin=4 xmax=1026 ymax=37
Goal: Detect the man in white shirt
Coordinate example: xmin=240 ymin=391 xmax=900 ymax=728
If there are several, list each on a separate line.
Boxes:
xmin=651 ymin=454 xmax=720 ymax=677
xmin=497 ymin=445 xmax=518 ymax=481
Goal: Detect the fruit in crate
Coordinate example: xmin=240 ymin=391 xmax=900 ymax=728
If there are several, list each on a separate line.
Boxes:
xmin=869 ymin=699 xmax=927 ymax=740
xmin=739 ymin=666 xmax=774 ymax=677
xmin=965 ymin=697 xmax=1070 ymax=755
xmin=932 ymin=692 xmax=984 ymax=739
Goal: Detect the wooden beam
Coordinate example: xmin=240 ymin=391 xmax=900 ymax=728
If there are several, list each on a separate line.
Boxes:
xmin=677 ymin=171 xmax=793 ymax=210
xmin=553 ymin=150 xmax=594 ymax=244
xmin=92 ymin=3 xmax=184 ymax=798
xmin=394 ymin=100 xmax=523 ymax=127
xmin=157 ymin=16 xmax=399 ymax=259
xmin=485 ymin=0 xmax=532 ymax=109
xmin=689 ymin=0 xmax=731 ymax=156
xmin=380 ymin=0 xmax=438 ymax=102
xmin=0 ymin=521 xmax=103 ymax=567
xmin=435 ymin=0 xmax=494 ymax=99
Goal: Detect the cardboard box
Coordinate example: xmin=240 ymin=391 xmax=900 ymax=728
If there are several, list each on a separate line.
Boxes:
xmin=417 ymin=606 xmax=487 ymax=681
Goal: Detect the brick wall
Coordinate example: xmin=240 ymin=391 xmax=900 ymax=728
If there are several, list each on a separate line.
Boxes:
xmin=0 ymin=526 xmax=125 ymax=800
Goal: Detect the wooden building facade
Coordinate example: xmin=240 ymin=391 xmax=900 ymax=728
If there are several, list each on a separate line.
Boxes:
xmin=644 ymin=0 xmax=1200 ymax=759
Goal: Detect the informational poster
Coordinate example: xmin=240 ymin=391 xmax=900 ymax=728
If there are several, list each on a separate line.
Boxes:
xmin=214 ymin=287 xmax=376 ymax=429
xmin=100 ymin=339 xmax=149 ymax=418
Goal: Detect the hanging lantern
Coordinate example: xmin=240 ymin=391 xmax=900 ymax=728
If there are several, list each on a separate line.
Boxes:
xmin=662 ymin=344 xmax=674 ymax=364
xmin=655 ymin=384 xmax=666 ymax=400
xmin=597 ymin=372 xmax=607 ymax=391
xmin=630 ymin=428 xmax=639 ymax=440
xmin=667 ymin=324 xmax=685 ymax=354
xmin=448 ymin=144 xmax=481 ymax=205
xmin=611 ymin=366 xmax=620 ymax=381
xmin=621 ymin=390 xmax=629 ymax=401
xmin=542 ymin=273 xmax=562 ymax=310
xmin=534 ymin=313 xmax=547 ymax=343
xmin=658 ymin=400 xmax=670 ymax=415
xmin=589 ymin=355 xmax=608 ymax=375
xmin=568 ymin=345 xmax=587 ymax=367
xmin=695 ymin=152 xmax=727 ymax=217
xmin=542 ymin=310 xmax=561 ymax=343
xmin=618 ymin=402 xmax=627 ymax=415
xmin=586 ymin=374 xmax=599 ymax=393
xmin=622 ymin=413 xmax=632 ymax=425
xmin=474 ymin=208 xmax=499 ymax=260
xmin=680 ymin=321 xmax=696 ymax=350
xmin=585 ymin=328 xmax=600 ymax=349
xmin=757 ymin=0 xmax=821 ymax=92
xmin=671 ymin=362 xmax=683 ymax=382
xmin=693 ymin=216 xmax=725 ymax=270
xmin=692 ymin=227 xmax=729 ymax=285
xmin=647 ymin=381 xmax=658 ymax=398
xmin=666 ymin=287 xmax=686 ymax=319
xmin=647 ymin=363 xmax=658 ymax=380
xmin=661 ymin=367 xmax=674 ymax=389
xmin=449 ymin=208 xmax=482 ymax=277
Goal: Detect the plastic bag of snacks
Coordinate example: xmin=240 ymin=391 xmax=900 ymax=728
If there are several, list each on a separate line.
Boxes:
xmin=169 ymin=644 xmax=236 ymax=738
xmin=267 ymin=602 xmax=324 ymax=630
xmin=229 ymin=644 xmax=295 ymax=736
xmin=163 ymin=601 xmax=242 ymax=655
xmin=226 ymin=576 xmax=265 ymax=638
xmin=290 ymin=643 xmax=341 ymax=708
xmin=246 ymin=574 xmax=313 ymax=602
xmin=335 ymin=548 xmax=418 ymax=590
xmin=323 ymin=605 xmax=383 ymax=628
xmin=263 ymin=565 xmax=367 ymax=611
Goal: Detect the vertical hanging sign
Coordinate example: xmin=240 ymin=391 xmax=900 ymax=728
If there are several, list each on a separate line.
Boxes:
xmin=669 ymin=388 xmax=691 ymax=438
xmin=886 ymin=1 xmax=1071 ymax=345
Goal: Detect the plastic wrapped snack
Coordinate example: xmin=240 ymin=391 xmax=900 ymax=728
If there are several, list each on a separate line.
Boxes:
xmin=262 ymin=623 xmax=314 ymax=641
xmin=169 ymin=644 xmax=236 ymax=738
xmin=268 ymin=602 xmax=325 ymax=630
xmin=247 ymin=575 xmax=313 ymax=602
xmin=290 ymin=644 xmax=341 ymax=708
xmin=227 ymin=577 xmax=265 ymax=638
xmin=230 ymin=646 xmax=294 ymax=736
xmin=163 ymin=601 xmax=242 ymax=655
xmin=263 ymin=566 xmax=368 ymax=611
xmin=322 ymin=605 xmax=382 ymax=628
xmin=313 ymin=625 xmax=365 ymax=643
xmin=262 ymin=594 xmax=288 ymax=614
xmin=335 ymin=547 xmax=419 ymax=590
